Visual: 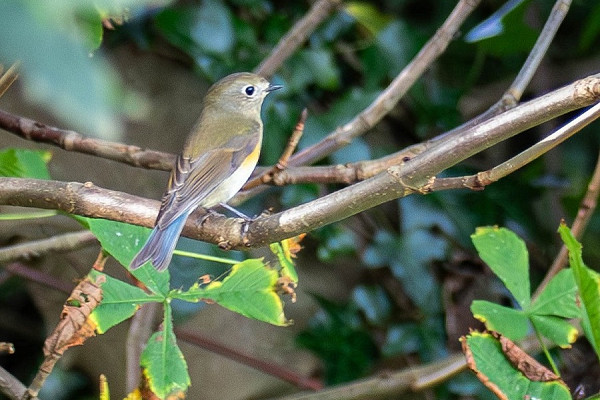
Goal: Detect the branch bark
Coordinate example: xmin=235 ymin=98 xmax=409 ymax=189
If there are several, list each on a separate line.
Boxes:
xmin=0 ymin=109 xmax=175 ymax=171
xmin=255 ymin=0 xmax=342 ymax=78
xmin=287 ymin=0 xmax=481 ymax=167
xmin=2 ymin=74 xmax=598 ymax=249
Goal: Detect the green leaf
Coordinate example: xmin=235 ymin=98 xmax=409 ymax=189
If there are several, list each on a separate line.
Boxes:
xmin=529 ymin=315 xmax=578 ymax=348
xmin=86 ymin=218 xmax=169 ymax=296
xmin=558 ymin=223 xmax=600 ymax=361
xmin=141 ymin=305 xmax=190 ymax=398
xmin=172 ymin=259 xmax=287 ymax=326
xmin=462 ymin=331 xmax=571 ymax=400
xmin=471 ymin=226 xmax=530 ymax=308
xmin=0 ymin=148 xmax=51 ymax=179
xmin=530 ymin=268 xmax=580 ymax=318
xmin=89 ymin=270 xmax=162 ymax=334
xmin=471 ymin=300 xmax=530 ymax=340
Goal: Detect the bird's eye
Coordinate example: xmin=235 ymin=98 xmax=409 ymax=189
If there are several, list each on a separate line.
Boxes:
xmin=244 ymin=85 xmax=255 ymax=96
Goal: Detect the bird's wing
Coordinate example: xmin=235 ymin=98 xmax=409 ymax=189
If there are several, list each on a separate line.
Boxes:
xmin=155 ymin=126 xmax=260 ymax=229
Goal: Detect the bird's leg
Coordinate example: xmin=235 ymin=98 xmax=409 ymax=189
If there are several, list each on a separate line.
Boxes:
xmin=218 ymin=202 xmax=253 ymax=221
xmin=198 ymin=207 xmax=219 ymax=226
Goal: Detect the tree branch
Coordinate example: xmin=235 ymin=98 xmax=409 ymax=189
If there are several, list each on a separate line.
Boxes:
xmin=2 ymin=73 xmax=598 ymax=249
xmin=287 ymin=0 xmax=481 ymax=167
xmin=254 ymin=0 xmax=342 ymax=78
xmin=430 ymin=100 xmax=600 ymax=191
xmin=0 ymin=231 xmax=97 ymax=264
xmin=532 ymin=147 xmax=600 ymax=299
xmin=0 ymin=365 xmax=37 ymax=400
xmin=0 ymin=109 xmax=175 ymax=171
xmin=441 ymin=0 xmax=572 ymax=138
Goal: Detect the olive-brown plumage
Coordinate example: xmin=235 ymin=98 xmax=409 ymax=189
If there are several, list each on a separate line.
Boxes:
xmin=130 ymin=72 xmax=281 ymax=271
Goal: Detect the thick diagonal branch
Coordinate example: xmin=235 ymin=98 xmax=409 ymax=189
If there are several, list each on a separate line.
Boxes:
xmin=2 ymin=74 xmax=598 ymax=250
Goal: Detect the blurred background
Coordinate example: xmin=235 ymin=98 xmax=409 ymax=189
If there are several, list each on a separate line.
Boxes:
xmin=1 ymin=0 xmax=600 ymax=398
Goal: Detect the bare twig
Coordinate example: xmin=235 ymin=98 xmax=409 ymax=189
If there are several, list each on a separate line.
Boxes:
xmin=433 ymin=0 xmax=572 ymax=141
xmin=0 ymin=343 xmax=14 ymax=355
xmin=254 ymin=0 xmax=342 ymax=78
xmin=0 ymin=231 xmax=97 ymax=263
xmin=287 ymin=0 xmax=481 ymax=168
xmin=2 ymin=74 xmax=598 ymax=249
xmin=3 ymin=262 xmax=74 ymax=293
xmin=175 ymin=328 xmax=323 ymax=391
xmin=272 ymin=353 xmax=466 ymax=400
xmin=245 ymin=109 xmax=308 ymax=190
xmin=126 ymin=303 xmax=160 ymax=393
xmin=0 ymin=109 xmax=175 ymax=171
xmin=532 ymin=147 xmax=600 ymax=299
xmin=430 ymin=101 xmax=600 ymax=192
xmin=0 ymin=365 xmax=37 ymax=400
xmin=0 ymin=62 xmax=19 ymax=98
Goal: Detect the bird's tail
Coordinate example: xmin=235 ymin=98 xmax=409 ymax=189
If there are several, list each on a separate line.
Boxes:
xmin=129 ymin=214 xmax=188 ymax=271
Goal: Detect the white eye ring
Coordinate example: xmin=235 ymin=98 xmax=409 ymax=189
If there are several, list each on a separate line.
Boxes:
xmin=244 ymin=85 xmax=256 ymax=96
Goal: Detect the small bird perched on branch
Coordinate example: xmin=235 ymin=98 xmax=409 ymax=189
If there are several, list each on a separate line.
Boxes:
xmin=130 ymin=72 xmax=281 ymax=271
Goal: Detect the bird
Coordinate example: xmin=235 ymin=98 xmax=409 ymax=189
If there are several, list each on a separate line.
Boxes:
xmin=130 ymin=72 xmax=281 ymax=271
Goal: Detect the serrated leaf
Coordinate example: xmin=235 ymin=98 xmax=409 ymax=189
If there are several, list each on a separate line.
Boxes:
xmin=472 ymin=226 xmax=530 ymax=308
xmin=0 ymin=148 xmax=51 ymax=179
xmin=530 ymin=268 xmax=580 ymax=318
xmin=558 ymin=223 xmax=600 ymax=361
xmin=86 ymin=218 xmax=170 ymax=296
xmin=89 ymin=270 xmax=161 ymax=334
xmin=471 ymin=300 xmax=530 ymax=340
xmin=141 ymin=305 xmax=190 ymax=398
xmin=461 ymin=331 xmax=571 ymax=400
xmin=173 ymin=258 xmax=287 ymax=326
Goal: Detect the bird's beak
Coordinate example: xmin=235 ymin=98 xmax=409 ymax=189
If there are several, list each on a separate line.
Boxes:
xmin=266 ymin=83 xmax=283 ymax=92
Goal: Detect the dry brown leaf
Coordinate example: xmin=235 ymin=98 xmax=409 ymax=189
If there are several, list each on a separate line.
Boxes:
xmin=491 ymin=331 xmax=562 ymax=383
xmin=460 ymin=334 xmax=508 ymax=400
xmin=43 ymin=274 xmax=105 ymax=357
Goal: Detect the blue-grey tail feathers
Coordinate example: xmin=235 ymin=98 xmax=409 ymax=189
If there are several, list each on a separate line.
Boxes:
xmin=129 ymin=213 xmax=188 ymax=271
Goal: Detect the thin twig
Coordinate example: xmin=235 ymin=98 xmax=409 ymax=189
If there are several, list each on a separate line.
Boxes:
xmin=430 ymin=101 xmax=600 ymax=192
xmin=126 ymin=302 xmax=160 ymax=393
xmin=0 ymin=231 xmax=98 ymax=263
xmin=276 ymin=108 xmax=308 ymax=169
xmin=175 ymin=328 xmax=323 ymax=391
xmin=254 ymin=0 xmax=342 ymax=78
xmin=0 ymin=343 xmax=14 ymax=355
xmin=0 ymin=62 xmax=20 ymax=98
xmin=1 ymin=74 xmax=599 ymax=249
xmin=0 ymin=109 xmax=175 ymax=171
xmin=272 ymin=353 xmax=466 ymax=400
xmin=532 ymin=147 xmax=600 ymax=299
xmin=433 ymin=0 xmax=572 ymax=142
xmin=244 ymin=109 xmax=308 ymax=190
xmin=3 ymin=262 xmax=74 ymax=293
xmin=273 ymin=332 xmax=550 ymax=400
xmin=0 ymin=365 xmax=37 ymax=400
xmin=286 ymin=0 xmax=481 ymax=168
